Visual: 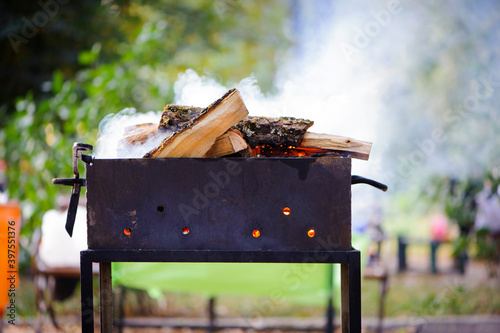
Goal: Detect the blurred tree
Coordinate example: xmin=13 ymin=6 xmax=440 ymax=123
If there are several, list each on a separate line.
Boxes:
xmin=1 ymin=0 xmax=290 ymax=125
xmin=0 ymin=0 xmax=134 ymax=126
xmin=0 ymin=0 xmax=290 ymax=269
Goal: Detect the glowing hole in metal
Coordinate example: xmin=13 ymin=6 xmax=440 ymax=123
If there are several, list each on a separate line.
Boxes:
xmin=252 ymin=230 xmax=261 ymax=238
xmin=182 ymin=227 xmax=190 ymax=235
xmin=283 ymin=207 xmax=291 ymax=216
xmin=124 ymin=228 xmax=131 ymax=236
xmin=307 ymin=229 xmax=316 ymax=238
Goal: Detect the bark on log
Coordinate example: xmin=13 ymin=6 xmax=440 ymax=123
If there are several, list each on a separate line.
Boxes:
xmin=145 ymin=89 xmax=249 ymax=158
xmin=234 ymin=116 xmax=314 ymax=148
xmin=159 ymin=105 xmax=204 ymax=131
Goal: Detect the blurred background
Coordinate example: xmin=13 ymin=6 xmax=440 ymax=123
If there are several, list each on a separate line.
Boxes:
xmin=1 ymin=0 xmax=500 ymax=332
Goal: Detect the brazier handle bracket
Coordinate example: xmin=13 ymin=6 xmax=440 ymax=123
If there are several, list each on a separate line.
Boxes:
xmin=52 ymin=142 xmax=93 ymax=237
xmin=351 ymin=175 xmax=388 ymax=192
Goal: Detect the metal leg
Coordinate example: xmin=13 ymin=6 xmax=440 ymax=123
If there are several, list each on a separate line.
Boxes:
xmin=377 ymin=275 xmax=388 ymax=333
xmin=100 ymin=262 xmax=113 ymax=333
xmin=398 ymin=236 xmax=407 ymax=272
xmin=117 ymin=286 xmax=125 ymax=333
xmin=341 ymin=263 xmax=349 ymax=333
xmin=430 ymin=241 xmax=440 ymax=274
xmin=207 ymin=296 xmax=216 ymax=333
xmin=349 ymin=251 xmax=361 ymax=333
xmin=341 ymin=251 xmax=362 ymax=333
xmin=325 ymin=264 xmax=334 ymax=333
xmin=80 ymin=251 xmax=94 ymax=333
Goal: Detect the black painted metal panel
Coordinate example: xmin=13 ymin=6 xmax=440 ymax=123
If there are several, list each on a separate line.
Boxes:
xmin=86 ymin=157 xmax=351 ymax=251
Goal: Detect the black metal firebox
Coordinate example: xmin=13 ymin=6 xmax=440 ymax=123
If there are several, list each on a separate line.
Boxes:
xmin=54 ymin=143 xmax=387 ymax=333
xmin=87 ymin=153 xmax=352 ymax=251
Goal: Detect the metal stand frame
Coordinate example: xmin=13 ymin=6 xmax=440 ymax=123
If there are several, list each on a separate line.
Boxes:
xmin=80 ymin=249 xmax=361 ymax=333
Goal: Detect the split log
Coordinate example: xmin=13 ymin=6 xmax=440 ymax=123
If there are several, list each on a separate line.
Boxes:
xmin=145 ymin=89 xmax=249 ymax=158
xmin=300 ymin=132 xmax=372 ymax=160
xmin=204 ymin=129 xmax=248 ymax=158
xmin=234 ymin=116 xmax=314 ymax=148
xmin=124 ymin=122 xmax=157 ymax=135
xmin=125 ymin=125 xmax=248 ymax=158
xmin=123 ymin=123 xmax=159 ymax=146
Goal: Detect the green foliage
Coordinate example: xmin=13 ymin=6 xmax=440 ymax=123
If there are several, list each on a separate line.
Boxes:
xmin=443 ymin=179 xmax=480 ymax=233
xmin=415 ymin=285 xmax=468 ymax=316
xmin=474 ymin=227 xmax=500 ymax=278
xmin=0 ymin=0 xmax=133 ymax=120
xmin=442 ymin=178 xmax=480 ymax=258
xmin=0 ymin=0 xmax=290 ymax=264
xmin=426 ymin=174 xmax=500 ymax=268
xmin=475 ymin=229 xmax=499 ymax=262
xmin=1 ymin=0 xmax=290 ymax=121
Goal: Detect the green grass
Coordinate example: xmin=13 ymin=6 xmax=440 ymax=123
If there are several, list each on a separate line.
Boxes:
xmin=11 ymin=252 xmax=500 ymax=324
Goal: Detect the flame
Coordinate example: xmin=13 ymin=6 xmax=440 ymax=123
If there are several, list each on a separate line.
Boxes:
xmin=251 ymin=145 xmax=330 ymax=157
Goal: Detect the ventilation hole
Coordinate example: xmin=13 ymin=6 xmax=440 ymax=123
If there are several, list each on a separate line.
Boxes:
xmin=157 ymin=205 xmax=165 ymax=213
xmin=283 ymin=207 xmax=291 ymax=216
xmin=252 ymin=230 xmax=261 ymax=238
xmin=124 ymin=228 xmax=131 ymax=236
xmin=182 ymin=227 xmax=190 ymax=235
xmin=307 ymin=229 xmax=316 ymax=238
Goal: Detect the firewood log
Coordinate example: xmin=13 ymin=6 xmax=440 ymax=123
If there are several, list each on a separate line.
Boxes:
xmin=123 ymin=123 xmax=158 ymax=146
xmin=145 ymin=89 xmax=249 ymax=158
xmin=300 ymin=132 xmax=372 ymax=160
xmin=159 ymin=105 xmax=204 ymax=130
xmin=233 ymin=116 xmax=314 ymax=148
xmin=204 ymin=129 xmax=248 ymax=158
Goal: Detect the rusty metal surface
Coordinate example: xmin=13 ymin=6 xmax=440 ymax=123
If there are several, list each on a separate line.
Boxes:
xmin=86 ymin=156 xmax=351 ymax=251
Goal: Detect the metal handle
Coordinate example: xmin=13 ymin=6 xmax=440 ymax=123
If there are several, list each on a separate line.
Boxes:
xmin=52 ymin=142 xmax=93 ymax=236
xmin=52 ymin=178 xmax=86 ymax=186
xmin=72 ymin=142 xmax=93 ymax=178
xmin=351 ymin=175 xmax=388 ymax=192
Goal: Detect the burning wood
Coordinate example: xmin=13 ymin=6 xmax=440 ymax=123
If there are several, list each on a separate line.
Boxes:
xmin=234 ymin=116 xmax=314 ymax=148
xmin=204 ymin=129 xmax=248 ymax=157
xmin=121 ymin=88 xmax=372 ymax=160
xmin=300 ymin=132 xmax=372 ymax=160
xmin=251 ymin=145 xmax=329 ymax=157
xmin=145 ymin=89 xmax=249 ymax=158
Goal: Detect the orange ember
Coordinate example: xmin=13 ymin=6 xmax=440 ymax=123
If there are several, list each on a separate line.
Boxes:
xmin=251 ymin=145 xmax=330 ymax=157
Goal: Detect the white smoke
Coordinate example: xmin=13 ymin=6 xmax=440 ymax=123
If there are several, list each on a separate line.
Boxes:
xmin=94 ymin=108 xmax=165 ymax=158
xmin=95 ymin=0 xmax=500 ymax=198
